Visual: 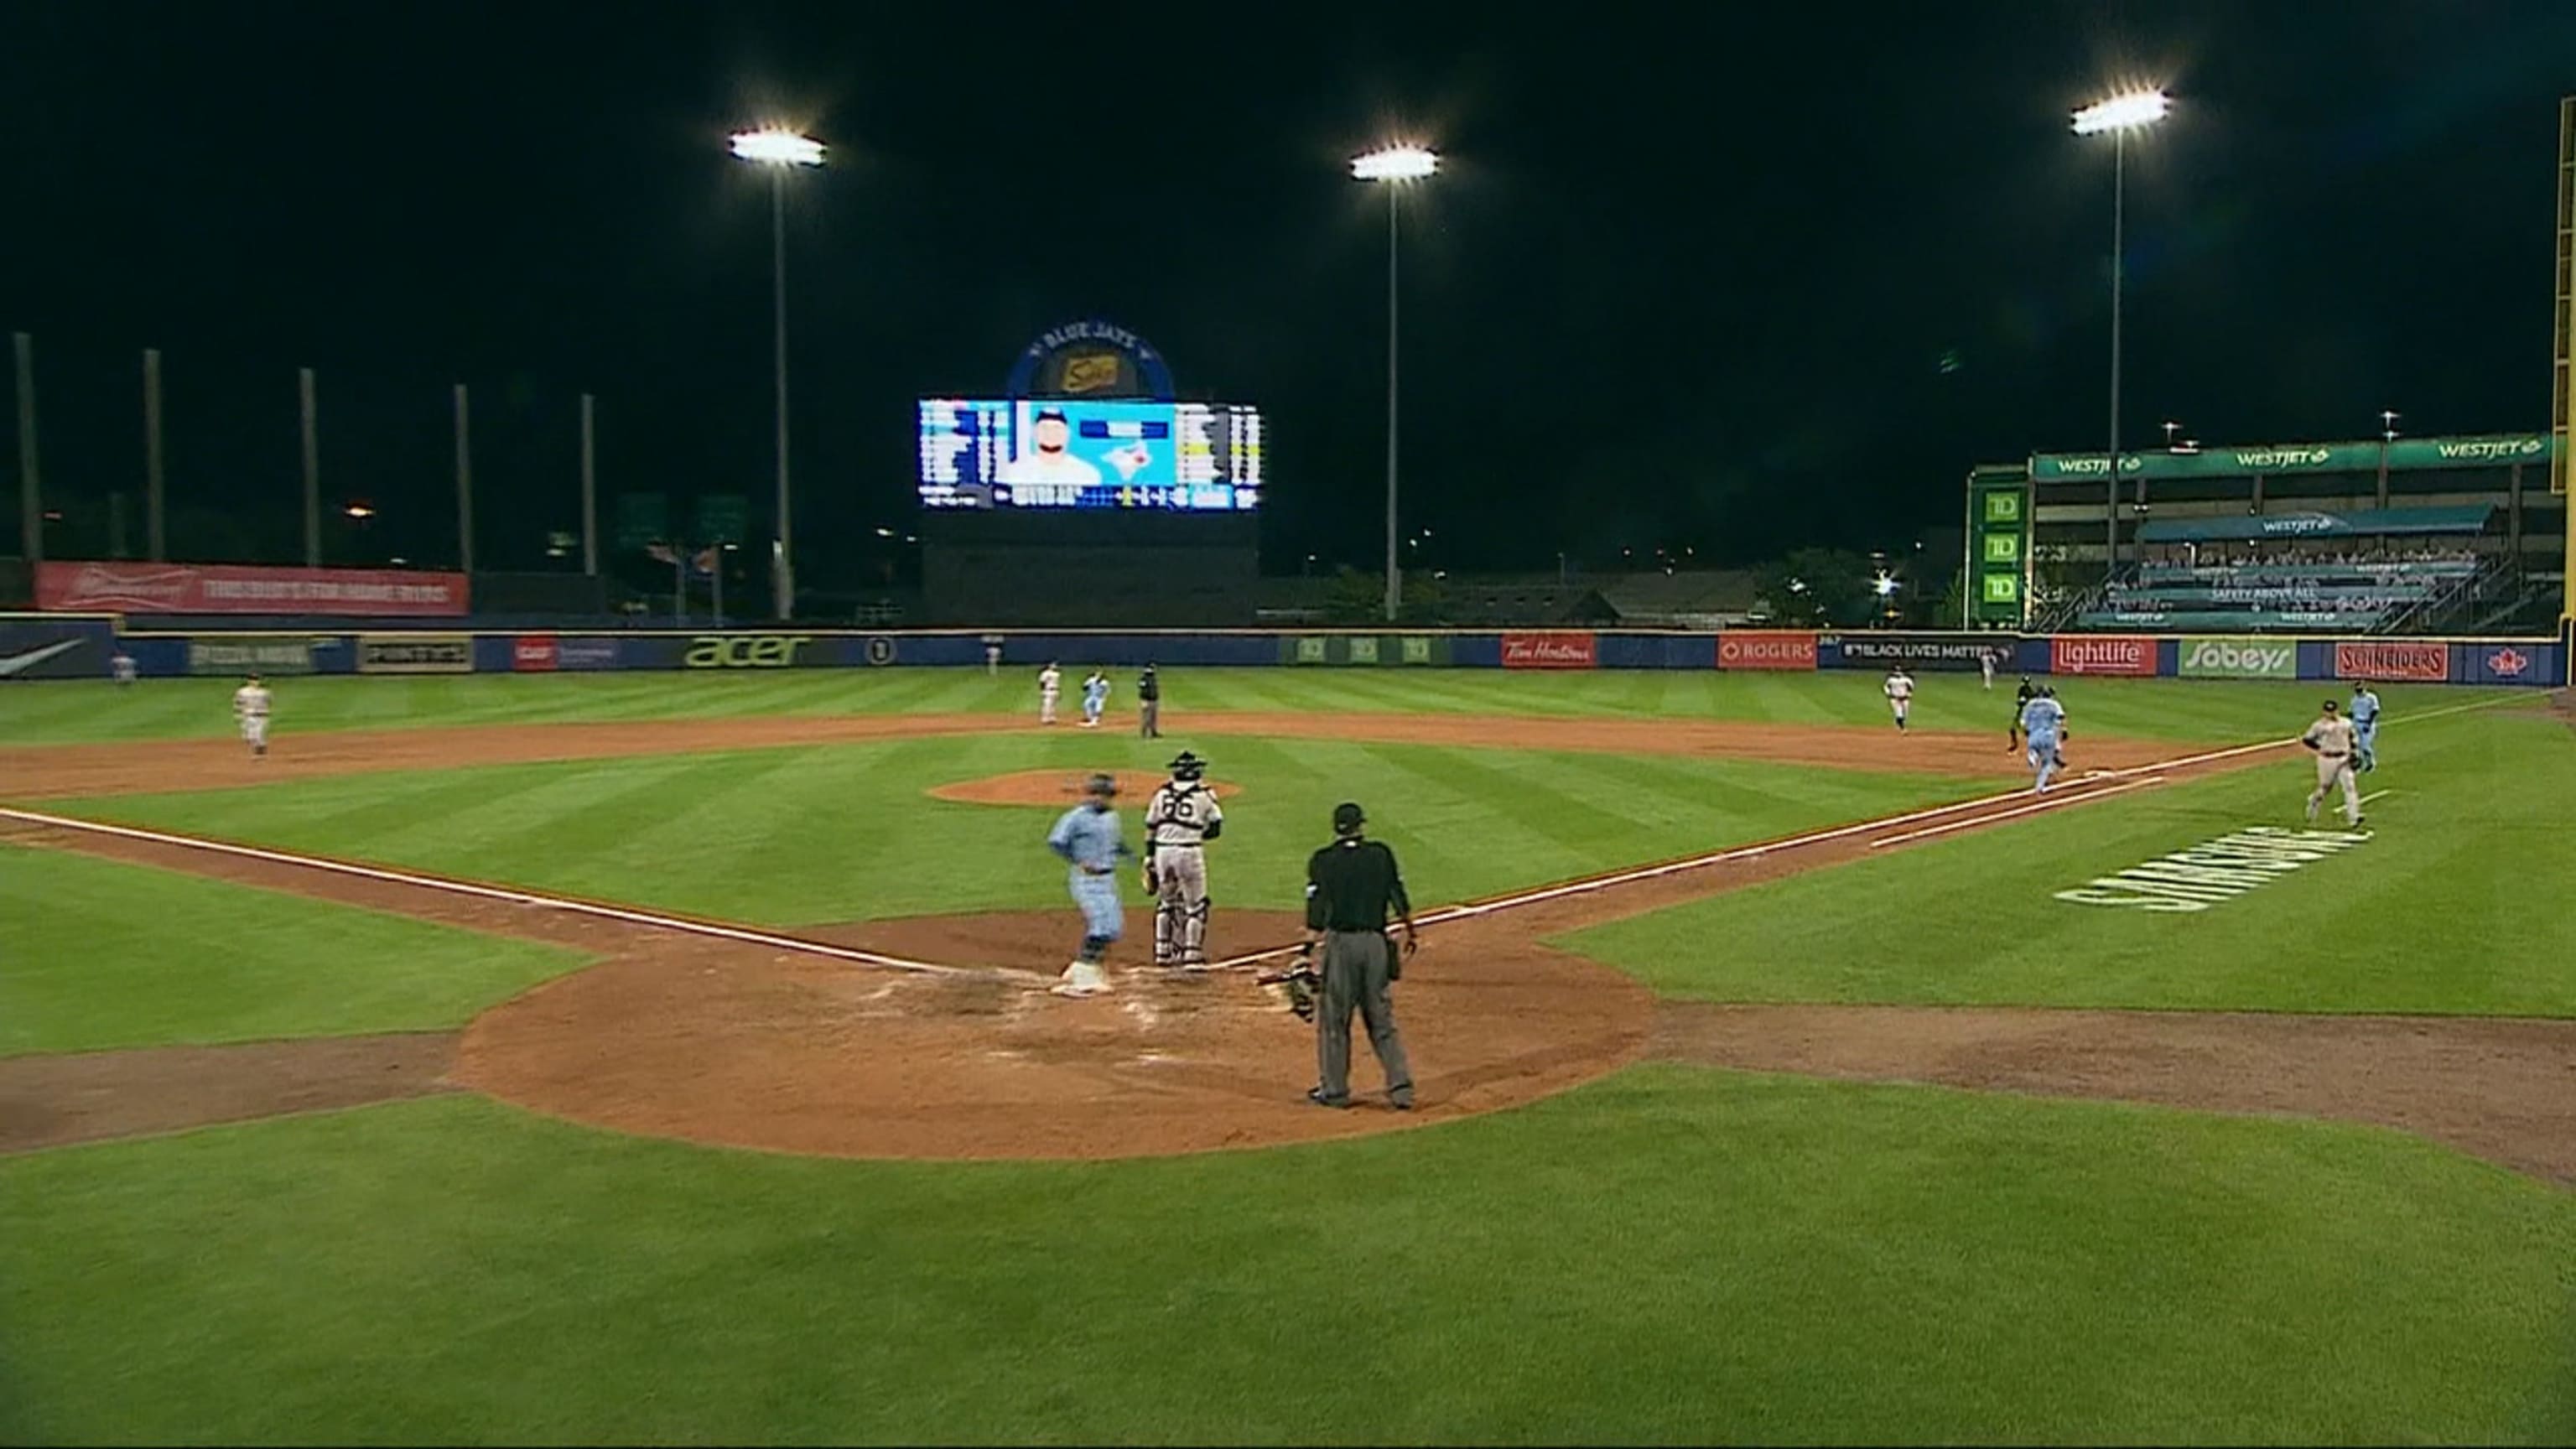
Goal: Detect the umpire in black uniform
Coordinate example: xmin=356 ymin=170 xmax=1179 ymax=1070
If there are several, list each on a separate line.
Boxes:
xmin=1298 ymin=802 xmax=1417 ymax=1110
xmin=1137 ymin=663 xmax=1162 ymax=739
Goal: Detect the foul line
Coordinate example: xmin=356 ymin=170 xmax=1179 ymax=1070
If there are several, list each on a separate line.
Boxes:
xmin=0 ymin=693 xmax=2503 ymax=987
xmin=0 ymin=806 xmax=1038 ymax=984
xmin=1866 ymin=776 xmax=2164 ymax=849
xmin=1205 ymin=703 xmax=2497 ymax=974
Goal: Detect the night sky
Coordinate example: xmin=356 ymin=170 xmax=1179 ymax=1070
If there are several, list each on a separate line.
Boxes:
xmin=4 ymin=1 xmax=2571 ymax=589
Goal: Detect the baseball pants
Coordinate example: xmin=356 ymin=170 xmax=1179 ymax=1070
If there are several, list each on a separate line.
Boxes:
xmin=1040 ymin=690 xmax=1059 ymax=724
xmin=1152 ymin=847 xmax=1209 ymax=964
xmin=240 ymin=716 xmax=269 ymax=751
xmin=1069 ymin=871 xmax=1124 ymax=946
xmin=2307 ymin=752 xmax=2362 ymax=825
xmin=1139 ymin=699 xmax=1160 ymax=738
xmin=1316 ymin=930 xmax=1411 ymax=1107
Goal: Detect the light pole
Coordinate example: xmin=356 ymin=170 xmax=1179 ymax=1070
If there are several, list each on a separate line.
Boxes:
xmin=1352 ymin=143 xmax=1439 ymax=622
xmin=2377 ymin=408 xmax=2400 ymax=509
xmin=2073 ymin=89 xmax=2170 ymax=579
xmin=730 ymin=128 xmax=825 ymax=621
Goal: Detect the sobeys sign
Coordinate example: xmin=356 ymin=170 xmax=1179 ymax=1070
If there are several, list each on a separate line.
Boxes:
xmin=2179 ymin=636 xmax=2296 ymax=679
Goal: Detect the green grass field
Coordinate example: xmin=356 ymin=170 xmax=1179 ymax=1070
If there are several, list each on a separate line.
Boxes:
xmin=0 ymin=667 xmax=2501 ymax=745
xmin=3 ymin=669 xmax=2567 ymax=1445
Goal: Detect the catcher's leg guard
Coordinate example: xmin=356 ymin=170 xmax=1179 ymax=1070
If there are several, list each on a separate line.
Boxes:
xmin=1181 ymin=898 xmax=1212 ymax=964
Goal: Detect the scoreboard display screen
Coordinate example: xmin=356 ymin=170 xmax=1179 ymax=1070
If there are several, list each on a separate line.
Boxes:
xmin=917 ymin=399 xmax=1265 ymax=511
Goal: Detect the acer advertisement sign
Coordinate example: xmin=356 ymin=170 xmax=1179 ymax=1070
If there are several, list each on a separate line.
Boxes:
xmin=2049 ymin=636 xmax=2158 ymax=677
xmin=1499 ymin=631 xmax=1597 ymax=670
xmin=1716 ymin=631 xmax=1818 ymax=671
xmin=36 ymin=561 xmax=470 ymax=616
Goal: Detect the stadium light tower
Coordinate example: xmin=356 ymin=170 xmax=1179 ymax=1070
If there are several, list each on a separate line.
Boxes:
xmin=1352 ymin=143 xmax=1439 ymax=622
xmin=730 ymin=127 xmax=825 ymax=620
xmin=2072 ymin=89 xmax=2169 ymax=579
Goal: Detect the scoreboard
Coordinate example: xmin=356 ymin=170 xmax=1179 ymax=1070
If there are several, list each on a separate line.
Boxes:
xmin=918 ymin=399 xmax=1264 ymax=512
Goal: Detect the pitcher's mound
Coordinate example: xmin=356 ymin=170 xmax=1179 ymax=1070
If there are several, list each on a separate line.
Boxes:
xmin=929 ymin=769 xmax=1244 ymax=807
xmin=453 ymin=908 xmax=1653 ymax=1161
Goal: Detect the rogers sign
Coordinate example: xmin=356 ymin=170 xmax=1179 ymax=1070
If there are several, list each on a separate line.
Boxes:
xmin=2050 ymin=636 xmax=2158 ymax=677
xmin=1499 ymin=631 xmax=1597 ymax=670
xmin=1716 ymin=631 xmax=1818 ymax=671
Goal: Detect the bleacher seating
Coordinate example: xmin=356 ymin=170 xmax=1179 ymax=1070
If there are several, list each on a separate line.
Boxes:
xmin=2076 ymin=506 xmax=2494 ymax=631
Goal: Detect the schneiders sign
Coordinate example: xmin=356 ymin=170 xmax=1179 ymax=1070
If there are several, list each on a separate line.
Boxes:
xmin=2056 ymin=826 xmax=2370 ymax=912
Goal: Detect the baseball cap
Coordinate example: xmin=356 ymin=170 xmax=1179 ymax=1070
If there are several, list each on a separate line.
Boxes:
xmin=1086 ymin=772 xmax=1119 ymax=797
xmin=1033 ymin=407 xmax=1069 ymax=423
xmin=1332 ymin=802 xmax=1366 ymax=834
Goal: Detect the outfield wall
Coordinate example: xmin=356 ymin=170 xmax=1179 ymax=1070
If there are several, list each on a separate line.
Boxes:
xmin=6 ymin=615 xmax=2566 ymax=688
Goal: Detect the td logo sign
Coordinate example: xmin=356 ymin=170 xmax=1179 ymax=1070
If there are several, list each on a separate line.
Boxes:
xmin=2179 ymin=637 xmax=2296 ymax=679
xmin=685 ymin=635 xmax=813 ymax=669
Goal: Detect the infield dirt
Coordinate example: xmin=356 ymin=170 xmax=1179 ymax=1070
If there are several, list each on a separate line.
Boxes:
xmin=8 ymin=713 xmax=2571 ymax=1184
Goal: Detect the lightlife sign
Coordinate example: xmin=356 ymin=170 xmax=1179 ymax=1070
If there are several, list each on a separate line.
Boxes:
xmin=2031 ymin=434 xmax=2557 ymax=482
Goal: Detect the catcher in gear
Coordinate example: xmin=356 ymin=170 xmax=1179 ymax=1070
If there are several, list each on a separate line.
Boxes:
xmin=1142 ymin=750 xmax=1224 ymax=967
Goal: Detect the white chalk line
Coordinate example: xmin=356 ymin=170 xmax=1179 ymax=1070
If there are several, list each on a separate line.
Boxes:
xmin=1206 ymin=702 xmax=2500 ymax=974
xmin=0 ymin=693 xmax=2505 ymax=987
xmin=0 ymin=806 xmax=1041 ymax=984
xmin=1866 ymin=776 xmax=2164 ymax=849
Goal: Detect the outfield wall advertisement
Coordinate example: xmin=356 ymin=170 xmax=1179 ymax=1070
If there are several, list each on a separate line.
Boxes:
xmin=0 ymin=615 xmax=118 ymax=680
xmin=70 ymin=623 xmax=2570 ymax=687
xmin=37 ymin=562 xmax=470 ymax=616
xmin=1716 ymin=631 xmax=1818 ymax=671
xmin=2178 ymin=637 xmax=2299 ymax=679
xmin=2049 ymin=636 xmax=2158 ymax=677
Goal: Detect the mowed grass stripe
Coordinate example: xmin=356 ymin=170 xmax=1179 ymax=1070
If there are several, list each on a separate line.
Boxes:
xmin=3 ymin=1072 xmax=2568 ymax=1443
xmin=48 ymin=736 xmax=1969 ymax=928
xmin=10 ymin=668 xmax=2520 ymax=745
xmin=0 ymin=845 xmax=585 ymax=1055
xmin=1566 ymin=706 xmax=2576 ymax=1015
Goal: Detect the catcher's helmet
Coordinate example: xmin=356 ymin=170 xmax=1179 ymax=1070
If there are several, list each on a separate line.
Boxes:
xmin=1168 ymin=750 xmax=1206 ymax=781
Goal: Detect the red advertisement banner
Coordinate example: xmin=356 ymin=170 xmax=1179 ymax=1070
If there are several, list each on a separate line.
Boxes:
xmin=1715 ymin=631 xmax=1818 ymax=671
xmin=36 ymin=561 xmax=470 ymax=616
xmin=2049 ymin=635 xmax=2158 ymax=677
xmin=512 ymin=636 xmax=560 ymax=673
xmin=1499 ymin=631 xmax=1597 ymax=670
xmin=2334 ymin=640 xmax=2447 ymax=683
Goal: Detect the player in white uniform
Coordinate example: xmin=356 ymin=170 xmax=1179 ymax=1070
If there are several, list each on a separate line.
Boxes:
xmin=2301 ymin=699 xmax=2365 ymax=828
xmin=1883 ymin=667 xmax=1916 ymax=731
xmin=1143 ymin=750 xmax=1226 ymax=968
xmin=1979 ymin=648 xmax=1997 ymax=692
xmin=110 ymin=650 xmax=138 ymax=686
xmin=1037 ymin=662 xmax=1062 ymax=725
xmin=232 ymin=673 xmax=273 ymax=757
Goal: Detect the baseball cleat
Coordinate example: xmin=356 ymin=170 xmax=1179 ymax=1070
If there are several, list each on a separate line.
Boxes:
xmin=1306 ymin=1088 xmax=1349 ymax=1109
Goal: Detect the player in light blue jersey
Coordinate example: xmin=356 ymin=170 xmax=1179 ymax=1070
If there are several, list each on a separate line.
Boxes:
xmin=1080 ymin=671 xmax=1112 ymax=730
xmin=2348 ymin=682 xmax=2381 ymax=773
xmin=1046 ymin=773 xmax=1133 ymax=997
xmin=2021 ymin=687 xmax=2068 ymax=793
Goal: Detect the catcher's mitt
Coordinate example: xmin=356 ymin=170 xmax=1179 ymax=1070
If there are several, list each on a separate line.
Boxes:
xmin=1257 ymin=963 xmax=1321 ymax=1021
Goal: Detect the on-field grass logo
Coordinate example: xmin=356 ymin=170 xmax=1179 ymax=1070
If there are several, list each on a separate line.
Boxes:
xmin=2487 ymin=647 xmax=2530 ymax=679
xmin=2179 ymin=637 xmax=2295 ymax=679
xmin=686 ymin=635 xmax=813 ymax=668
xmin=2056 ymin=826 xmax=2370 ymax=913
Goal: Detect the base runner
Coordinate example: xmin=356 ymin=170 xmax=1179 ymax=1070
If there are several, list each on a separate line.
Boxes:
xmin=1143 ymin=750 xmax=1223 ymax=967
xmin=1045 ymin=774 xmax=1132 ymax=998
xmin=232 ymin=673 xmax=273 ymax=758
xmin=2302 ymin=699 xmax=2366 ymax=828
